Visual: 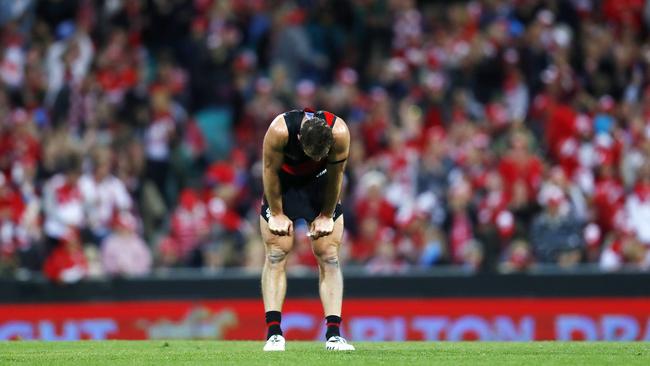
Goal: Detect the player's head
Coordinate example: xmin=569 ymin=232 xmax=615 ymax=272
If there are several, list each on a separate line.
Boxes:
xmin=299 ymin=117 xmax=333 ymax=161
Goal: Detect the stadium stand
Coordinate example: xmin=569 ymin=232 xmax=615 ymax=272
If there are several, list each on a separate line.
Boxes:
xmin=1 ymin=0 xmax=650 ymax=283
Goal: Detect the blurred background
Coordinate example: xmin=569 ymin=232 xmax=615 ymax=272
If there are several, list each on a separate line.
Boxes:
xmin=0 ymin=0 xmax=650 ymax=342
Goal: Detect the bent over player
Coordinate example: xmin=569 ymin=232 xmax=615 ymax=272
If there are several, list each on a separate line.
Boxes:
xmin=260 ymin=108 xmax=354 ymax=351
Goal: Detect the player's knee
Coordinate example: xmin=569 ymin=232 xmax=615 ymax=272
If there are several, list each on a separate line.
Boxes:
xmin=314 ymin=246 xmax=340 ymax=268
xmin=266 ymin=246 xmax=289 ymax=266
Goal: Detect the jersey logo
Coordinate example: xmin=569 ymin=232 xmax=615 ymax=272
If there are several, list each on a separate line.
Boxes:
xmin=304 ymin=107 xmax=315 ymax=120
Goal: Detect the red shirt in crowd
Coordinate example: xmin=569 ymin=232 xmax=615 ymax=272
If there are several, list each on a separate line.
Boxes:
xmin=351 ymin=235 xmax=377 ymax=263
xmin=0 ymin=129 xmax=40 ymax=164
xmin=169 ymin=190 xmax=210 ymax=260
xmin=498 ymin=154 xmax=543 ymax=202
xmin=478 ymin=190 xmax=510 ymax=227
xmin=0 ymin=186 xmax=25 ymax=223
xmin=354 ymin=197 xmax=396 ymax=229
xmin=449 ymin=212 xmax=473 ymax=264
xmin=43 ymin=245 xmax=88 ymax=283
xmin=96 ymin=66 xmax=137 ymax=94
xmin=602 ymin=0 xmax=645 ymax=31
xmin=593 ymin=177 xmax=625 ymax=233
xmin=360 ymin=116 xmax=388 ymax=157
xmin=545 ymin=103 xmax=577 ymax=161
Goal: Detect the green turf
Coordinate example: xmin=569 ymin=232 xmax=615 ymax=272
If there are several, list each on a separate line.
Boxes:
xmin=0 ymin=341 xmax=648 ymax=365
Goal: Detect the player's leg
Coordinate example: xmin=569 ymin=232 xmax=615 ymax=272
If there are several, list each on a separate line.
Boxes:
xmin=311 ymin=216 xmax=344 ymax=316
xmin=310 ymin=216 xmax=354 ymax=350
xmin=260 ymin=217 xmax=293 ymax=350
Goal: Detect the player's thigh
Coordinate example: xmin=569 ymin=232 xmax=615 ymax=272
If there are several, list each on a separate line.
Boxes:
xmin=310 ymin=215 xmax=344 ymax=258
xmin=260 ymin=216 xmax=294 ymax=254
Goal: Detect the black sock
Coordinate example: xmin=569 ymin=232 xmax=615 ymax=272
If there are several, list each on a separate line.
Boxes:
xmin=325 ymin=315 xmax=341 ymax=339
xmin=265 ymin=311 xmax=282 ymax=339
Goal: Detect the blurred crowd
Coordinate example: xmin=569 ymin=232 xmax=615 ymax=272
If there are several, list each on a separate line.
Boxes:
xmin=1 ymin=0 xmax=650 ymax=282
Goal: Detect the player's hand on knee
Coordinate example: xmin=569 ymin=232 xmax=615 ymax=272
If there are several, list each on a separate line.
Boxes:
xmin=268 ymin=214 xmax=293 ymax=236
xmin=309 ymin=214 xmax=334 ymax=239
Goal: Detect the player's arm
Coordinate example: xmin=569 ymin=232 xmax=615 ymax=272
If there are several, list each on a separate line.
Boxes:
xmin=309 ymin=119 xmax=350 ymax=240
xmin=320 ymin=119 xmax=350 ymax=218
xmin=262 ymin=114 xmax=292 ymax=235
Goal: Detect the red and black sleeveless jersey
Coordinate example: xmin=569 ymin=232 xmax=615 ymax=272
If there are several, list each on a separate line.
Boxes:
xmin=281 ymin=108 xmax=337 ymax=177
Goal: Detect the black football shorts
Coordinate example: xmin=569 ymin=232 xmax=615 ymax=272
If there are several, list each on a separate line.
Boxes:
xmin=261 ymin=169 xmax=343 ymax=223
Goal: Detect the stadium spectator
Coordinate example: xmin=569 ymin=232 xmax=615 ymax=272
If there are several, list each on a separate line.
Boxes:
xmin=101 ymin=212 xmax=151 ymax=277
xmin=163 ymin=188 xmax=210 ymax=266
xmin=416 ymin=128 xmax=453 ymax=201
xmin=443 ymin=179 xmax=481 ymax=267
xmin=498 ymin=130 xmax=544 ymax=203
xmin=543 ymin=166 xmax=588 ymax=222
xmin=42 ymin=154 xmax=84 ymax=250
xmin=0 ymin=109 xmax=41 ymax=168
xmin=366 ymin=228 xmax=407 ymax=274
xmin=43 ymin=229 xmax=88 ymax=284
xmin=0 ymin=173 xmax=27 ymax=274
xmin=79 ymin=148 xmax=132 ymax=244
xmin=354 ymin=171 xmax=396 ymax=230
xmin=417 ymin=226 xmax=447 ymax=267
xmin=271 ymin=7 xmax=327 ymax=84
xmin=592 ymin=162 xmax=625 ymax=235
xmin=600 ymin=227 xmax=650 ymax=272
xmin=1 ymin=0 xmax=650 ymax=278
xmin=202 ymin=161 xmax=248 ymax=267
xmin=477 ymin=171 xmax=516 ymax=271
xmin=624 ymin=162 xmax=650 ymax=245
xmin=144 ymin=89 xmax=178 ymax=205
xmin=499 ymin=239 xmax=533 ymax=273
xmin=395 ymin=197 xmax=435 ymax=265
xmin=530 ymin=185 xmax=584 ymax=267
xmin=350 ymin=216 xmax=382 ymax=265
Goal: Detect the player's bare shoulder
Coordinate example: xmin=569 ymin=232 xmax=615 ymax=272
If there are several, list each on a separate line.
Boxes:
xmin=264 ymin=114 xmax=289 ymax=151
xmin=331 ymin=117 xmax=350 ymax=153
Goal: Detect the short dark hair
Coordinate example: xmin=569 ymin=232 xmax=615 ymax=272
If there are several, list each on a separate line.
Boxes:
xmin=60 ymin=152 xmax=83 ymax=175
xmin=300 ymin=117 xmax=333 ymax=159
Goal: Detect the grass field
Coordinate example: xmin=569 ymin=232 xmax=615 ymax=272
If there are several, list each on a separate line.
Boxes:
xmin=0 ymin=341 xmax=649 ymax=365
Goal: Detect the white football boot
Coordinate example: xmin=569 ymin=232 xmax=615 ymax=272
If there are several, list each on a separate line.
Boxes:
xmin=263 ymin=334 xmax=286 ymax=351
xmin=325 ymin=336 xmax=355 ymax=351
